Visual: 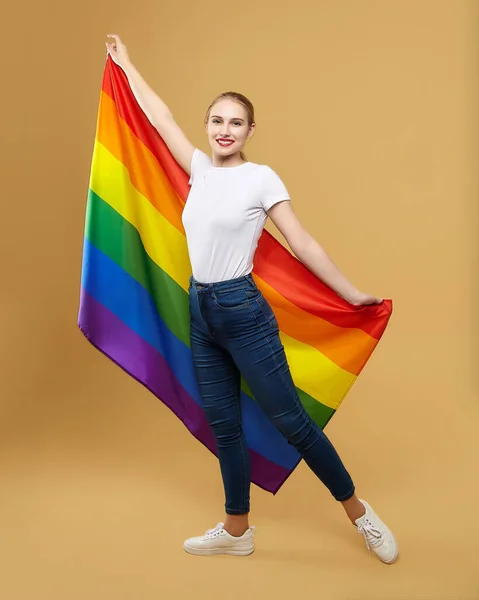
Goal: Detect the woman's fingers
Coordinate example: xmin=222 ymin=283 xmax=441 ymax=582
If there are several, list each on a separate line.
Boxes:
xmin=106 ymin=34 xmax=122 ymax=51
xmin=105 ymin=34 xmax=129 ymax=67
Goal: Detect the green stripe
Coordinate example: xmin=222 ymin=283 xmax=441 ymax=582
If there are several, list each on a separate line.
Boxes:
xmin=85 ymin=190 xmax=335 ymax=428
xmin=85 ymin=189 xmax=190 ymax=345
xmin=297 ymin=389 xmax=334 ymax=425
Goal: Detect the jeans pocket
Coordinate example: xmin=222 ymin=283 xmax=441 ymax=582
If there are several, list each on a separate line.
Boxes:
xmin=213 ymin=287 xmax=259 ymax=311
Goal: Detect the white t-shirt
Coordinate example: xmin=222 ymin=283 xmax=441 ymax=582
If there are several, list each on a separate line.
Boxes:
xmin=182 ymin=148 xmax=290 ymax=283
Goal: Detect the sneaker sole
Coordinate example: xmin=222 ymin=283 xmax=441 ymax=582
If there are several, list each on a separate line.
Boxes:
xmin=183 ymin=543 xmax=255 ymax=556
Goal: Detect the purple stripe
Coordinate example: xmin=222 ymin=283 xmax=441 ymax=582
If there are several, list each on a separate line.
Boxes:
xmin=78 ymin=287 xmax=293 ymax=494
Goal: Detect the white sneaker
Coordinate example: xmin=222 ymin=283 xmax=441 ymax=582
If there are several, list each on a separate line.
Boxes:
xmin=183 ymin=522 xmax=255 ymax=556
xmin=355 ymin=500 xmax=399 ymax=564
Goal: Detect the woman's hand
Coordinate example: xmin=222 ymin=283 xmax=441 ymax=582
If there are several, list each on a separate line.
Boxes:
xmin=344 ymin=290 xmax=383 ymax=306
xmin=105 ymin=34 xmax=131 ymax=69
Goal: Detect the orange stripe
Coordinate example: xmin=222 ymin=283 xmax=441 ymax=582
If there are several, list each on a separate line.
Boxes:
xmin=96 ymin=91 xmax=185 ymax=234
xmin=255 ymin=277 xmax=377 ymax=375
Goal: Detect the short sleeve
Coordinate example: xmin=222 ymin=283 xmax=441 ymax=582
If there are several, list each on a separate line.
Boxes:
xmin=188 ymin=148 xmax=212 ymax=185
xmin=261 ymin=166 xmax=291 ymax=212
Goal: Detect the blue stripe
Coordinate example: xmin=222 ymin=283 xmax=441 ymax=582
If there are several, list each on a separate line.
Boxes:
xmin=81 ymin=238 xmax=300 ymax=470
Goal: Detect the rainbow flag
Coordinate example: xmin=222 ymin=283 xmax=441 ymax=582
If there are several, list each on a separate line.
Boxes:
xmin=78 ymin=57 xmax=392 ymax=494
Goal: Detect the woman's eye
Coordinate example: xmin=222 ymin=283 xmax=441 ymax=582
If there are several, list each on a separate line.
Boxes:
xmin=211 ymin=119 xmax=242 ymax=125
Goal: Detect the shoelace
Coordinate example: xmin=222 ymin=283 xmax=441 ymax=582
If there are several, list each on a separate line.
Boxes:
xmin=201 ymin=523 xmax=225 ymax=540
xmin=200 ymin=523 xmax=256 ymax=540
xmin=357 ymin=518 xmax=383 ymax=553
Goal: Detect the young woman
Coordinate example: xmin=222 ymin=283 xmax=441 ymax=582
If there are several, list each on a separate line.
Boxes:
xmin=105 ymin=34 xmax=398 ymax=564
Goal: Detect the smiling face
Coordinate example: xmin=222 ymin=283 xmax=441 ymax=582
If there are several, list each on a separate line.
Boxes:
xmin=205 ymin=98 xmax=256 ymax=165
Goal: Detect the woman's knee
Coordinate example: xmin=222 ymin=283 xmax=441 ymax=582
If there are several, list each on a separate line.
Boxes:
xmin=275 ymin=412 xmax=318 ymax=450
xmin=203 ymin=407 xmax=243 ymax=444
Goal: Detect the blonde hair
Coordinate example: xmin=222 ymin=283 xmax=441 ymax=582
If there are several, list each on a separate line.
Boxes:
xmin=204 ymin=92 xmax=255 ymax=161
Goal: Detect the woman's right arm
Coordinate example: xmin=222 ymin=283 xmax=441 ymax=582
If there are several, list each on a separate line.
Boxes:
xmin=106 ymin=35 xmax=195 ymax=175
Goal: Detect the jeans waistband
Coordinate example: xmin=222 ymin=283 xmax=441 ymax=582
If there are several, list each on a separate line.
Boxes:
xmin=189 ymin=273 xmax=256 ymax=293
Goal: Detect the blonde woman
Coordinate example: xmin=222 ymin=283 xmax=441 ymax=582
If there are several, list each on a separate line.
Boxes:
xmin=105 ymin=34 xmax=398 ymax=564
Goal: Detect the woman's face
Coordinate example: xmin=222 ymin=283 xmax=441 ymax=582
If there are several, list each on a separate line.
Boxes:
xmin=205 ymin=99 xmax=255 ymax=159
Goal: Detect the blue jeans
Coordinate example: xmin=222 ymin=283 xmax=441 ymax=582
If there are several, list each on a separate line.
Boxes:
xmin=188 ymin=273 xmax=355 ymax=515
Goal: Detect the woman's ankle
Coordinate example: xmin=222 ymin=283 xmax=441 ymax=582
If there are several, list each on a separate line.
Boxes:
xmin=224 ymin=513 xmax=250 ymax=536
xmin=341 ymin=494 xmax=366 ymax=524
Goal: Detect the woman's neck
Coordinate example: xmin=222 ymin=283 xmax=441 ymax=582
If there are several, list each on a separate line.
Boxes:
xmin=212 ymin=152 xmax=246 ymax=168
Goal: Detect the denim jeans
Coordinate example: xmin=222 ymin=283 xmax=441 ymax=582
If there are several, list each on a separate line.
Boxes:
xmin=188 ymin=273 xmax=355 ymax=515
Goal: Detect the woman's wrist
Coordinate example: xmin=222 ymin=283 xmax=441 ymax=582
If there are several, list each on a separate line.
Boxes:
xmin=339 ymin=288 xmax=361 ymax=304
xmin=122 ymin=59 xmax=135 ymax=76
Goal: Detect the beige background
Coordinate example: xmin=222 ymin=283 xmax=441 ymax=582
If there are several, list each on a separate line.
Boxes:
xmin=1 ymin=0 xmax=478 ymax=599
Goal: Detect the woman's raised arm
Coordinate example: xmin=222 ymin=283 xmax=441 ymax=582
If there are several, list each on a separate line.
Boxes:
xmin=106 ymin=34 xmax=195 ymax=174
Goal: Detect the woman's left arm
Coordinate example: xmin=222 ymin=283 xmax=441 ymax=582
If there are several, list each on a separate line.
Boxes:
xmin=267 ymin=201 xmax=382 ymax=307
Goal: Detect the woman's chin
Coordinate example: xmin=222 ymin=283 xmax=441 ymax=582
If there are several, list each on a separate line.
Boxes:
xmin=215 ymin=146 xmax=242 ymax=155
xmin=214 ymin=146 xmax=234 ymax=154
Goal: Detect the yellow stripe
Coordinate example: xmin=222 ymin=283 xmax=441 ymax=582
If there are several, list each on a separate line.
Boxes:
xmin=90 ymin=141 xmax=356 ymax=408
xmin=278 ymin=332 xmax=356 ymax=407
xmin=90 ymin=140 xmax=191 ymax=291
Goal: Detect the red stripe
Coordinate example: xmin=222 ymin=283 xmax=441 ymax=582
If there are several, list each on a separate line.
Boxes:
xmin=101 ymin=58 xmax=392 ymax=339
xmin=101 ymin=60 xmax=190 ymax=200
xmin=253 ymin=235 xmax=393 ymax=339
